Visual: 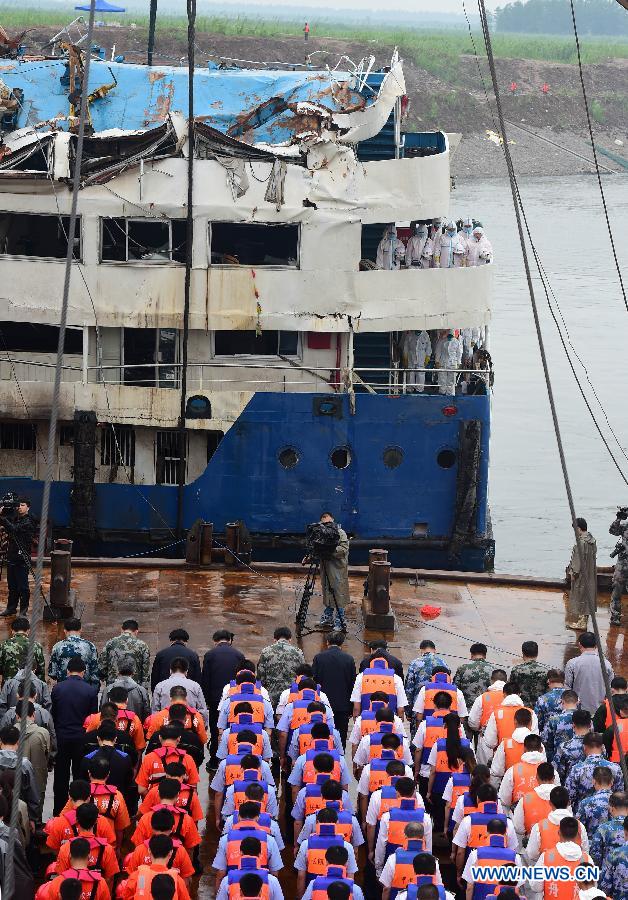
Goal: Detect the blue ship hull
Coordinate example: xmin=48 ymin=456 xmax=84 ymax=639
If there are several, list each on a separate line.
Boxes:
xmin=0 ymin=392 xmax=493 ymax=572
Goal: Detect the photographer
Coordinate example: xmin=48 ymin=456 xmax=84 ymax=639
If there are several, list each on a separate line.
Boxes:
xmin=304 ymin=512 xmax=350 ymax=631
xmin=609 ymin=506 xmax=628 ymax=626
xmin=0 ymin=496 xmax=36 ymax=617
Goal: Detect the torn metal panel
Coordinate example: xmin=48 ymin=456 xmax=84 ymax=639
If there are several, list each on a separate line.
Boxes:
xmin=335 ymin=60 xmax=406 ymax=145
xmin=76 ymin=118 xmax=181 ymax=184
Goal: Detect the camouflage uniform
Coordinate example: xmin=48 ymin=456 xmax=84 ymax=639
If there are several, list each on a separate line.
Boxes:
xmin=405 ymin=652 xmax=449 ymax=711
xmin=99 ymin=632 xmax=151 ymax=688
xmin=552 ymin=733 xmax=585 ymax=783
xmin=0 ymin=633 xmax=45 ymax=682
xmin=453 ymin=658 xmax=493 ymax=707
xmin=256 ymin=638 xmax=305 ymax=708
xmin=509 ymin=660 xmax=550 ymax=707
xmin=590 ymin=814 xmax=626 ymax=868
xmin=565 ymin=754 xmax=624 ymax=813
xmin=48 ymin=634 xmax=100 ymax=688
xmin=600 ymin=842 xmax=628 ymax=900
xmin=578 ymin=788 xmax=612 ymax=837
xmin=542 ymin=710 xmax=576 ymax=763
xmin=535 ymin=687 xmax=565 ymax=734
xmin=609 ymin=514 xmax=628 ymax=624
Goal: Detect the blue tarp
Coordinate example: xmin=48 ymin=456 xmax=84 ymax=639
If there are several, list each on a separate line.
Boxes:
xmin=75 ymin=0 xmax=126 ymax=11
xmin=0 ymin=58 xmax=359 ymax=143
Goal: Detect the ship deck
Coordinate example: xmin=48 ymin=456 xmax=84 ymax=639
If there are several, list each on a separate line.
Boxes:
xmin=2 ymin=564 xmax=624 ymax=899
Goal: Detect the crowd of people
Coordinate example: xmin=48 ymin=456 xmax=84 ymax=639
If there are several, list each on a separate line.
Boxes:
xmin=0 ymin=615 xmax=626 ymax=900
xmin=375 ymin=220 xmax=493 ymax=272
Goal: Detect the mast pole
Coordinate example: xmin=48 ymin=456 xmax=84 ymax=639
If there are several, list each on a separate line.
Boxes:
xmin=147 ymin=0 xmax=158 ymax=66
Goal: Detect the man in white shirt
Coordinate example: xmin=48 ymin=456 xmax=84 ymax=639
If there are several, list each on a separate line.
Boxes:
xmin=528 ymin=817 xmax=592 ymax=898
xmin=351 ymin=671 xmax=408 ymax=720
xmin=467 ymin=671 xmax=507 ymax=764
xmin=483 ymin=683 xmax=539 ymax=751
xmin=511 ymin=762 xmax=559 ymax=840
xmin=490 ymin=707 xmax=538 ymax=787
xmin=498 ymin=733 xmax=555 ymax=810
xmin=525 ymin=785 xmax=588 ymax=864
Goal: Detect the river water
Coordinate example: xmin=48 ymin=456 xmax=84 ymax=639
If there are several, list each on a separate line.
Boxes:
xmin=456 ymin=175 xmax=628 ymax=576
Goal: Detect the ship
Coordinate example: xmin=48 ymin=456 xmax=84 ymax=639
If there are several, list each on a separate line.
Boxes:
xmin=0 ymin=37 xmax=494 ymax=570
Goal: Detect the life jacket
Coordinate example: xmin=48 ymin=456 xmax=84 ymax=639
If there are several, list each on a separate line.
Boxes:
xmin=56 ymin=868 xmax=103 ymax=900
xmin=296 ymin=718 xmax=329 ymax=756
xmin=230 ymin=812 xmax=272 ymax=834
xmin=390 ymin=844 xmax=431 ymax=892
xmin=132 ymin=866 xmax=180 ymax=900
xmin=359 ymin=703 xmax=389 ymax=736
xmin=495 ymin=705 xmax=532 ymax=743
xmin=90 ymin=783 xmax=118 ymax=819
xmin=228 ymin=688 xmax=266 ymax=725
xmin=386 ymin=804 xmax=425 ymax=856
xmin=305 ymin=830 xmax=345 ymax=881
xmin=480 ymin=690 xmax=505 ymax=728
xmin=174 ymin=783 xmax=196 ymax=814
xmin=422 ymin=673 xmax=457 ymax=717
xmin=310 ymin=867 xmax=354 ymax=900
xmin=225 ymin=752 xmax=258 ymax=786
xmin=468 ymin=802 xmax=509 ymax=851
xmin=227 ymin=858 xmax=270 ymax=899
xmin=450 ymin=773 xmax=472 ymax=810
xmin=232 ymin=775 xmax=269 ymax=812
xmin=433 ymin=737 xmax=471 ymax=793
xmin=406 ymin=878 xmax=447 ymax=900
xmin=462 ymin=792 xmax=480 ymax=818
xmin=114 ymin=708 xmax=136 ymax=732
xmin=521 ymin=790 xmax=552 ymax=833
xmin=303 ymin=778 xmax=331 ymax=817
xmin=511 ymin=760 xmax=539 ymax=804
xmin=225 ymin=826 xmax=269 ymax=870
xmin=368 ymin=754 xmax=401 ymax=794
xmin=81 ymin=836 xmax=109 ymax=872
xmin=227 ymin=719 xmax=265 ymax=756
xmin=472 ymin=836 xmax=518 ymax=900
xmin=610 ymin=719 xmax=628 ymax=763
xmin=538 ymin=816 xmax=583 ymax=852
xmin=302 ymin=749 xmax=342 ymax=785
xmin=149 ymin=804 xmax=189 ymax=839
xmin=149 ymin=746 xmax=187 ymax=783
xmin=314 ymin=812 xmax=353 ymax=843
xmin=368 ymin=727 xmax=405 ymax=761
xmin=287 ymin=680 xmax=321 ymax=704
xmin=420 ymin=714 xmax=449 ymax=765
xmin=361 ymin=659 xmax=397 ymax=712
xmin=543 ymin=848 xmax=592 ymax=900
xmin=378 ymin=784 xmax=407 ymax=820
xmin=603 ymin=698 xmax=612 ymax=729
xmin=228 ymin=677 xmax=261 ymax=697
xmin=289 ymin=692 xmax=320 ymax=730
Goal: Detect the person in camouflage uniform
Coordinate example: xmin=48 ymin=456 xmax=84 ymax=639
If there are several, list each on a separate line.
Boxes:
xmin=256 ymin=626 xmax=305 ymax=708
xmin=48 ymin=616 xmax=99 ymax=688
xmin=534 ymin=670 xmax=566 ymax=733
xmin=405 ymin=640 xmax=449 ymax=712
xmin=509 ymin=640 xmax=550 ymax=708
xmin=453 ymin=642 xmax=493 ymax=707
xmin=99 ymin=619 xmax=150 ymax=688
xmin=542 ymin=690 xmax=580 ymax=762
xmin=553 ymin=716 xmax=594 ymax=784
xmin=599 ymin=819 xmax=628 ymax=900
xmin=565 ymin=733 xmax=624 ymax=812
xmin=0 ymin=617 xmax=45 ymax=683
xmin=589 ymin=793 xmax=628 ymax=867
xmin=578 ymin=767 xmax=614 ymax=836
xmin=609 ymin=509 xmax=628 ymax=626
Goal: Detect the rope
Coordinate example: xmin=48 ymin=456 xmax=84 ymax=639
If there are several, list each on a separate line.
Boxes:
xmin=4 ymin=4 xmax=98 ymax=894
xmin=476 ymin=0 xmax=628 ymax=792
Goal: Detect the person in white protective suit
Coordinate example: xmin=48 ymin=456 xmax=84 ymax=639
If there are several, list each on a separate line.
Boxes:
xmin=466 ymin=225 xmax=493 ymax=266
xmin=435 ymin=221 xmax=467 ymax=269
xmin=460 ymin=327 xmax=482 ymax=369
xmin=460 ymin=216 xmax=475 ymax=256
xmin=405 ymin=223 xmax=428 ymax=268
xmin=402 ymin=330 xmax=432 ymax=393
xmin=435 ymin=330 xmax=462 ymax=395
xmin=429 ymin=218 xmax=443 ymax=267
xmin=376 ymin=224 xmax=405 ymax=270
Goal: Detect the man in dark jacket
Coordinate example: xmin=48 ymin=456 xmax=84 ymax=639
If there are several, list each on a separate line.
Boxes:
xmin=201 ymin=630 xmax=245 ymax=768
xmin=359 ymin=639 xmax=404 ymax=680
xmin=51 ymin=655 xmax=99 ymax=814
xmin=151 ymin=629 xmax=201 ymax=689
xmin=312 ymin=631 xmax=356 ymax=747
xmin=0 ymin=497 xmax=37 ymax=616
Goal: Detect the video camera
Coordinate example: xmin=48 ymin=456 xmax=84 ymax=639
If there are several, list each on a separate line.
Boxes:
xmin=617 ymin=506 xmax=628 ymax=520
xmin=0 ymin=492 xmax=18 ymax=516
xmin=305 ymin=521 xmax=341 ymax=561
xmin=610 ymin=541 xmax=627 ymax=561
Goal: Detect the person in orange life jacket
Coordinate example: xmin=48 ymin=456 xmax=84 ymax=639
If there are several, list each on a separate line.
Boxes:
xmin=378 ymin=821 xmax=427 ymax=894
xmin=511 ymin=762 xmax=559 ymax=840
xmin=296 ymin=804 xmax=364 ymax=853
xmin=483 ymin=682 xmax=539 ymax=753
xmin=414 ymin=692 xmax=466 ymax=797
xmin=145 ymin=703 xmax=204 ymax=768
xmin=292 ymin=778 xmax=354 ymax=846
xmin=283 ymin=699 xmax=330 ymax=765
xmin=576 ymin=880 xmax=607 ymax=900
xmin=217 ymin=671 xmax=275 ymax=735
xmin=278 ymin=685 xmax=335 ymax=756
xmin=221 ymin=773 xmax=279 ymax=825
xmin=145 ymin=687 xmax=208 ymax=743
xmin=365 ymin=775 xmax=426 ymax=856
xmin=601 ymin=694 xmax=628 ymax=761
xmin=375 ymin=801 xmax=432 ymax=876
xmin=348 ymin=701 xmax=405 ymax=760
xmin=448 ymin=765 xmax=507 ymax=837
xmin=467 ymin=671 xmax=508 ymax=766
xmin=216 ymin=868 xmax=284 ymax=900
xmin=526 ymin=785 xmax=588 ymax=865
xmin=276 ymin=664 xmax=324 ymax=717
xmin=39 ymin=837 xmax=111 ymax=900
xmin=132 ymin=778 xmax=201 ymax=850
xmin=216 ymin=660 xmax=271 ymax=708
xmin=121 ymin=834 xmax=191 ymax=900
xmin=219 ymin=755 xmax=278 ymax=825
xmin=452 ymin=784 xmax=519 ymax=877
xmin=358 ymin=741 xmax=414 ymax=819
xmin=395 ymin=866 xmax=454 ymax=900
xmin=222 ymin=798 xmax=286 ymax=853
xmin=302 ymin=875 xmax=366 ymax=900
xmin=296 ymin=841 xmax=357 ymax=898
xmin=214 ymin=826 xmax=283 ymax=893
xmin=490 ymin=708 xmax=537 ymax=786
xmin=353 ymin=721 xmax=413 ymax=774
xmin=413 ymin=668 xmax=469 ymax=726
xmin=139 ymin=762 xmax=204 ymax=823
xmin=290 ymin=720 xmax=344 ymax=766
xmin=45 ymin=780 xmax=116 ymax=851
xmin=136 ymin=724 xmax=200 ymax=795
xmin=290 ymin=747 xmax=350 ymax=799
xmin=217 ymin=706 xmax=272 ymax=761
xmin=592 ymin=676 xmax=627 ymax=732
xmin=498 ymin=734 xmax=554 ymax=810
xmin=152 ymin=656 xmax=206 ymax=727
xmin=426 ymin=714 xmax=471 ymax=808
xmin=461 ymin=818 xmax=523 ymax=900
xmin=77 ymin=754 xmax=130 ymax=849
xmin=528 ymin=816 xmax=593 ymax=899
xmin=123 ymin=807 xmax=195 ymax=881
xmin=292 ymin=752 xmax=347 ymax=819
xmin=84 ymin=687 xmax=145 ymax=753
xmin=350 ymin=663 xmax=408 ymax=721
xmin=211 ymin=748 xmax=275 ymax=804
xmin=80 ymin=722 xmax=135 ymax=805
xmin=51 ymin=803 xmax=120 ymax=885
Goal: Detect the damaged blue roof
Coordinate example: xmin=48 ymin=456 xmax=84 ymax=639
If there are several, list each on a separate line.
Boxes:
xmin=0 ymin=58 xmax=362 ymax=142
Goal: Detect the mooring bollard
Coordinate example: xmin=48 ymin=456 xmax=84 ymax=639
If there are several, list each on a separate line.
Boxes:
xmin=363 ymin=547 xmax=396 ymax=631
xmin=224 ymin=523 xmax=239 ymax=568
xmin=46 ymin=548 xmax=75 ymax=621
xmin=200 ymin=522 xmax=214 ymax=566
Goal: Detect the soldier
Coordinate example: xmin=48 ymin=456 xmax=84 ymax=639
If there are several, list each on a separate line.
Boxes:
xmin=99 ymin=620 xmax=150 ymax=689
xmin=609 ymin=507 xmax=628 ymax=626
xmin=599 ymin=815 xmax=628 ymax=900
xmin=256 ymin=626 xmax=305 ymax=709
xmin=405 ymin=640 xmax=449 ymax=716
xmin=453 ymin=642 xmax=493 ymax=708
xmin=565 ymin=732 xmax=624 ymax=813
xmin=534 ymin=669 xmax=566 ymax=734
xmin=509 ymin=641 xmax=550 ymax=707
xmin=0 ymin=616 xmax=45 ymax=683
xmin=590 ymin=792 xmax=628 ymax=868
xmin=48 ymin=617 xmax=100 ymax=688
xmin=578 ymin=767 xmax=615 ymax=836
xmin=542 ymin=689 xmax=580 ymax=763
xmin=552 ymin=708 xmax=592 ymax=783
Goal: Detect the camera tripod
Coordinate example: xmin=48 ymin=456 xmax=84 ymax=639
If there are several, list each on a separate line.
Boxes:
xmin=295 ymin=557 xmax=342 ymax=637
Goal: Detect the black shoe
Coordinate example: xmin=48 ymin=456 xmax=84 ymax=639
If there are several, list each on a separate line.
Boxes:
xmin=0 ymin=608 xmax=17 ymax=618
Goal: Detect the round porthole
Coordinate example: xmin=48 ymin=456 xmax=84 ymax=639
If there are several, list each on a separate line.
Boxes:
xmin=437 ymin=448 xmax=457 ymax=469
xmin=278 ymin=447 xmax=299 ymax=469
xmin=383 ymin=447 xmax=403 ymax=470
xmin=331 ymin=446 xmax=352 ymax=469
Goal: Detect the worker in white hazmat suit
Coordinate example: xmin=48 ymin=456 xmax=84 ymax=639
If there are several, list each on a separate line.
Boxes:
xmin=435 ymin=331 xmax=462 ymax=395
xmin=376 ymin=224 xmax=405 ymax=270
xmin=429 ymin=218 xmax=443 ymax=267
xmin=405 ymin=223 xmax=427 ymax=268
xmin=461 ymin=327 xmax=482 ymax=368
xmin=460 ymin=216 xmax=475 ymax=257
xmin=466 ymin=226 xmax=493 ymax=266
xmin=435 ymin=221 xmax=467 ymax=269
xmin=402 ymin=330 xmax=432 ymax=393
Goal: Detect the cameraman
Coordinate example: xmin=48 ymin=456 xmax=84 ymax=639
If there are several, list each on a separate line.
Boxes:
xmin=0 ymin=497 xmax=36 ymax=617
xmin=317 ymin=512 xmax=350 ymax=631
xmin=609 ymin=507 xmax=628 ymax=626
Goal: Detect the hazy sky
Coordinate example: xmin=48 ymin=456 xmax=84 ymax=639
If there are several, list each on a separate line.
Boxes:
xmin=198 ymin=0 xmax=502 ymax=12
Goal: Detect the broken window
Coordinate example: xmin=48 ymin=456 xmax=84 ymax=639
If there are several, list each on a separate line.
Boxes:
xmin=209 ymin=222 xmax=299 ymax=267
xmin=156 ymin=431 xmax=186 ymax=485
xmin=0 ymin=322 xmax=83 ymax=354
xmin=101 ymin=218 xmax=187 ymax=263
xmin=123 ymin=328 xmax=178 ymax=387
xmin=0 ymin=212 xmax=81 ymax=259
xmin=214 ymin=330 xmax=299 ymax=357
xmin=0 ymin=139 xmax=52 ymax=174
xmin=100 ymin=424 xmax=135 ymax=468
xmin=0 ymin=423 xmax=36 ymax=451
xmin=59 ymin=424 xmax=75 ymax=447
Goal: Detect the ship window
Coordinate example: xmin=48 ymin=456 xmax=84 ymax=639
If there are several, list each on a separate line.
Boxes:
xmin=383 ymin=447 xmax=403 ymax=469
xmin=59 ymin=425 xmax=75 ymax=447
xmin=214 ymin=330 xmax=299 ymax=358
xmin=123 ymin=328 xmax=178 ymax=387
xmin=0 ymin=423 xmax=36 ymax=451
xmin=437 ymin=448 xmax=457 ymax=469
xmin=101 ymin=218 xmax=187 ymax=263
xmin=100 ymin=424 xmax=135 ymax=468
xmin=278 ymin=447 xmax=299 ymax=470
xmin=156 ymin=430 xmax=187 ymax=485
xmin=0 ymin=212 xmax=81 ymax=260
xmin=331 ymin=446 xmax=351 ymax=469
xmin=209 ymin=222 xmax=299 ymax=267
xmin=0 ymin=322 xmax=83 ymax=354
xmin=207 ymin=431 xmax=224 ymax=462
